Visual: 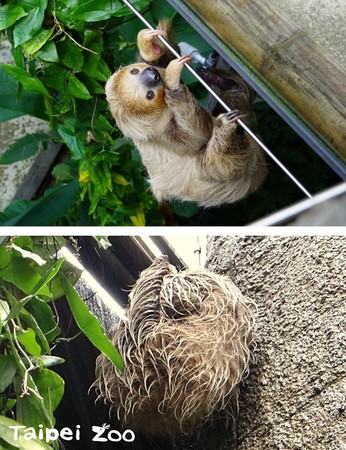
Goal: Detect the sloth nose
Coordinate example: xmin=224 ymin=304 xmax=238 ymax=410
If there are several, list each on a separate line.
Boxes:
xmin=140 ymin=67 xmax=163 ymax=87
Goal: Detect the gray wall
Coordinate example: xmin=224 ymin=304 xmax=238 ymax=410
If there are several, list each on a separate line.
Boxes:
xmin=206 ymin=236 xmax=346 ymax=450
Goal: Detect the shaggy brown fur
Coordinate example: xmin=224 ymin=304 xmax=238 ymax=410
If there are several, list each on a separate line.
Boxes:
xmin=105 ymin=21 xmax=267 ymax=208
xmin=93 ymin=256 xmax=255 ymax=436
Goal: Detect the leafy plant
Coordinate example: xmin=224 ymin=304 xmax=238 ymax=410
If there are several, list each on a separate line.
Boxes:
xmin=0 ymin=236 xmax=123 ymax=449
xmin=0 ymin=0 xmax=168 ymax=226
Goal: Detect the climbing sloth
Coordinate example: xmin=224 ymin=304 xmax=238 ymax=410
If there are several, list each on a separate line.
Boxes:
xmin=105 ymin=21 xmax=267 ymax=207
xmin=94 ymin=256 xmax=254 ymax=436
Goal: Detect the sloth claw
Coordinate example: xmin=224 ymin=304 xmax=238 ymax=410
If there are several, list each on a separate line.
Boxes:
xmin=166 ymin=55 xmax=192 ymax=88
xmin=226 ymin=110 xmax=243 ymax=122
xmin=141 ymin=29 xmax=167 ymax=40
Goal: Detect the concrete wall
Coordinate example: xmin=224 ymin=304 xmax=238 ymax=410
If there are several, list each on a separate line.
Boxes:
xmin=206 ymin=236 xmax=346 ymax=450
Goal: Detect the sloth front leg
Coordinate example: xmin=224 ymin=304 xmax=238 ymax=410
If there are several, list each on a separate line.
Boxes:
xmin=164 ymin=56 xmax=214 ymax=146
xmin=165 ymin=54 xmax=192 ymax=89
xmin=137 ymin=28 xmax=168 ymax=63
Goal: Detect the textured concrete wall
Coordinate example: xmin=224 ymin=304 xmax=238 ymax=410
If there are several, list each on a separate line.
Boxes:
xmin=206 ymin=236 xmax=346 ymax=450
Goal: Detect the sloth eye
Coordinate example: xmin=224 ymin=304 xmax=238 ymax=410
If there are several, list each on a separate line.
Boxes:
xmin=146 ymin=90 xmax=155 ymax=100
xmin=130 ymin=68 xmax=139 ymax=74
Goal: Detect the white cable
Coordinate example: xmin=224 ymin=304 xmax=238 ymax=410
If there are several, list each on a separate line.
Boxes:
xmin=120 ymin=0 xmax=312 ymax=198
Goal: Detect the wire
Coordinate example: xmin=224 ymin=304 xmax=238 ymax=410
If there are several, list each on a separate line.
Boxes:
xmin=120 ymin=0 xmax=312 ymax=199
xmin=194 ymin=236 xmax=202 ymax=267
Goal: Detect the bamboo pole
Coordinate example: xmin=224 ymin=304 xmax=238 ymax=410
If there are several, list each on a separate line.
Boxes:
xmin=183 ymin=0 xmax=346 ymax=162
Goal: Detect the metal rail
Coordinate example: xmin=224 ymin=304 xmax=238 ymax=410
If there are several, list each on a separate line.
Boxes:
xmin=249 ymin=182 xmax=346 ymax=226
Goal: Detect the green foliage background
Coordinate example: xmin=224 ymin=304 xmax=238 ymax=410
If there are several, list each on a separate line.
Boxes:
xmin=0 ymin=0 xmax=172 ymax=226
xmin=0 ymin=236 xmax=124 ymax=449
xmin=0 ymin=0 xmax=340 ymax=226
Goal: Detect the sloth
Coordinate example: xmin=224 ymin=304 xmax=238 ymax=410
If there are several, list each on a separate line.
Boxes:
xmin=93 ymin=256 xmax=255 ymax=436
xmin=105 ymin=21 xmax=267 ymax=207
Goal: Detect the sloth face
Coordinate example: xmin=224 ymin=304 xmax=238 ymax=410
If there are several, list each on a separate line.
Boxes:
xmin=105 ymin=63 xmax=166 ymax=115
xmin=131 ymin=66 xmax=163 ymax=100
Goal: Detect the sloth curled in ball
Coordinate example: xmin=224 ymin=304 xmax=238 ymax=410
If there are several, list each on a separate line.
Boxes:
xmin=105 ymin=20 xmax=267 ymax=207
xmin=93 ymin=256 xmax=255 ymax=436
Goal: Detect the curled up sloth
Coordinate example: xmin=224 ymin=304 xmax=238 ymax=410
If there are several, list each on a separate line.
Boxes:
xmin=105 ymin=21 xmax=267 ymax=207
xmin=94 ymin=256 xmax=254 ymax=436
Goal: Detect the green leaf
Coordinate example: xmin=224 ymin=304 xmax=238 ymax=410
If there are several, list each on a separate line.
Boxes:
xmin=130 ymin=206 xmax=145 ymax=226
xmin=0 ymin=5 xmax=28 ymax=31
xmin=22 ymin=28 xmax=54 ymax=57
xmin=33 ymin=368 xmax=64 ymax=414
xmin=63 ymin=0 xmax=150 ymax=21
xmin=18 ymin=308 xmax=51 ymax=355
xmin=81 ymin=29 xmax=110 ymax=81
xmin=37 ymin=41 xmax=59 ymax=63
xmin=95 ymin=58 xmax=111 ymax=82
xmin=13 ymin=0 xmax=48 ymax=47
xmin=0 ymin=246 xmax=11 ymax=270
xmin=47 ymin=271 xmax=83 ymax=302
xmin=17 ymin=328 xmax=42 ymax=356
xmin=67 ymin=0 xmax=124 ymax=21
xmin=29 ymin=257 xmax=65 ymax=297
xmin=88 ymin=162 xmax=113 ymax=196
xmin=77 ymin=73 xmax=104 ymax=95
xmin=54 ymin=1 xmax=85 ymax=31
xmin=8 ymin=333 xmax=54 ymax=433
xmin=113 ymin=173 xmax=129 ymax=186
xmin=0 ymin=181 xmax=80 ymax=226
xmin=2 ymin=64 xmax=52 ymax=98
xmin=93 ymin=114 xmax=114 ymax=135
xmin=88 ymin=192 xmax=101 ymax=215
xmin=0 ymin=133 xmax=49 ymax=165
xmin=0 ymin=416 xmax=52 ymax=450
xmin=83 ymin=54 xmax=110 ymax=82
xmin=0 ymin=66 xmax=47 ymax=122
xmin=1 ymin=257 xmax=65 ymax=324
xmin=2 ymin=288 xmax=50 ymax=354
xmin=40 ymin=355 xmax=65 ymax=368
xmin=11 ymin=237 xmax=34 ymax=252
xmin=45 ymin=65 xmax=91 ymax=100
xmin=83 ymin=29 xmax=103 ymax=52
xmin=57 ymin=125 xmax=85 ymax=160
xmin=51 ymin=162 xmax=74 ymax=181
xmin=57 ymin=39 xmax=84 ymax=71
xmin=0 ymin=256 xmax=51 ymax=297
xmin=59 ymin=274 xmax=125 ymax=372
xmin=94 ymin=237 xmax=112 ymax=250
xmin=10 ymin=243 xmax=46 ymax=266
xmin=14 ymin=375 xmax=53 ymax=432
xmin=11 ymin=44 xmax=25 ymax=69
xmin=26 ymin=299 xmax=60 ymax=344
xmin=0 ymin=355 xmax=17 ymax=393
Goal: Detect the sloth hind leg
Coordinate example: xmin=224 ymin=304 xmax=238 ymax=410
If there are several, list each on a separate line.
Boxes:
xmin=200 ymin=112 xmax=251 ymax=180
